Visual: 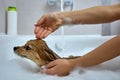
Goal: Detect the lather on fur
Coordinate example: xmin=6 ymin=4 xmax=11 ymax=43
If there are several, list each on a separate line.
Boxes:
xmin=13 ymin=39 xmax=79 ymax=67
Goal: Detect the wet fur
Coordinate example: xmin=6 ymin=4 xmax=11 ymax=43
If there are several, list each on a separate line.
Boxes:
xmin=14 ymin=39 xmax=79 ymax=67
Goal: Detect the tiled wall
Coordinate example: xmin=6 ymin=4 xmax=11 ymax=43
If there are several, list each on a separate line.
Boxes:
xmin=0 ymin=0 xmax=120 ymax=35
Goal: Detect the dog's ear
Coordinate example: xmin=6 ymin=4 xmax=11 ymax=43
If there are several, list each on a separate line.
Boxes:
xmin=38 ymin=48 xmax=60 ymax=61
xmin=36 ymin=39 xmax=60 ymax=61
xmin=44 ymin=49 xmax=60 ymax=61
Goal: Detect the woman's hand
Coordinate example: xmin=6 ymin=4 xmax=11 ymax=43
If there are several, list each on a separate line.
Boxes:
xmin=34 ymin=12 xmax=64 ymax=39
xmin=43 ymin=59 xmax=75 ymax=76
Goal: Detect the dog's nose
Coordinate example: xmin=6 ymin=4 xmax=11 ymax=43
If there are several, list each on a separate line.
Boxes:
xmin=13 ymin=47 xmax=18 ymax=51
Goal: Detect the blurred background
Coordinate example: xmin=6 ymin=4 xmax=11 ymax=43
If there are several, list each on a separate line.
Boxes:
xmin=0 ymin=0 xmax=120 ymax=35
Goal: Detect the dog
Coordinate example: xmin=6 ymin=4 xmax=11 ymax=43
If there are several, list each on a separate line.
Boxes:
xmin=13 ymin=39 xmax=79 ymax=67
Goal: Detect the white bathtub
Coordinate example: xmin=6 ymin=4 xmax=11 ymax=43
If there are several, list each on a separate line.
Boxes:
xmin=0 ymin=35 xmax=120 ymax=80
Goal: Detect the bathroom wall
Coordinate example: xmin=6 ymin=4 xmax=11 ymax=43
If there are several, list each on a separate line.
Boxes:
xmin=111 ymin=0 xmax=120 ymax=35
xmin=0 ymin=0 xmax=6 ymax=35
xmin=0 ymin=0 xmax=120 ymax=35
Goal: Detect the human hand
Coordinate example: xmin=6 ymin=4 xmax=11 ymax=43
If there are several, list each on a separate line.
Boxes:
xmin=43 ymin=59 xmax=75 ymax=76
xmin=34 ymin=12 xmax=64 ymax=39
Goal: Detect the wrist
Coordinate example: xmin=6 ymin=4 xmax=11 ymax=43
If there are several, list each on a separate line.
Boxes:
xmin=57 ymin=12 xmax=73 ymax=25
xmin=68 ymin=59 xmax=79 ymax=69
xmin=69 ymin=57 xmax=86 ymax=68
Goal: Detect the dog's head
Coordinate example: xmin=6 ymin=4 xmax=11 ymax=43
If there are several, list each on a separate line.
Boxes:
xmin=13 ymin=39 xmax=60 ymax=67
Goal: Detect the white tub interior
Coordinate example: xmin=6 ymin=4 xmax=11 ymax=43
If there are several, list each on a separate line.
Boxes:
xmin=0 ymin=35 xmax=120 ymax=80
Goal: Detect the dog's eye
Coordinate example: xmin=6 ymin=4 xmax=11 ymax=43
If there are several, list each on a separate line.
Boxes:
xmin=25 ymin=45 xmax=32 ymax=50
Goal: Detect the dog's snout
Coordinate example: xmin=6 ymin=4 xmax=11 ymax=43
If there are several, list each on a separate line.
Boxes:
xmin=13 ymin=47 xmax=18 ymax=51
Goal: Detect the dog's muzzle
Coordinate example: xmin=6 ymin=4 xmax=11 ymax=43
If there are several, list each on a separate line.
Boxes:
xmin=13 ymin=47 xmax=19 ymax=51
xmin=13 ymin=46 xmax=27 ymax=58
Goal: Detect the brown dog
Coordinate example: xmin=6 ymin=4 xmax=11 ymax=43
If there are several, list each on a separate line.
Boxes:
xmin=13 ymin=39 xmax=79 ymax=67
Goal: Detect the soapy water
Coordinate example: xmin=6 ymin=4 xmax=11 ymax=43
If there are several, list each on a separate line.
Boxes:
xmin=0 ymin=44 xmax=120 ymax=80
xmin=4 ymin=55 xmax=120 ymax=80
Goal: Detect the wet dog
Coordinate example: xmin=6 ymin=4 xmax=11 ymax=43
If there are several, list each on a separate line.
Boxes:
xmin=13 ymin=39 xmax=79 ymax=67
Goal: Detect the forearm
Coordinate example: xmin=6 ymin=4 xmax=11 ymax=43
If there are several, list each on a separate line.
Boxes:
xmin=61 ymin=4 xmax=120 ymax=24
xmin=72 ymin=35 xmax=120 ymax=67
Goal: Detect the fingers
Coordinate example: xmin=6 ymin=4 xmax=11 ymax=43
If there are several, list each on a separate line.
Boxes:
xmin=34 ymin=13 xmax=62 ymax=39
xmin=36 ymin=27 xmax=44 ymax=37
xmin=43 ymin=30 xmax=52 ymax=38
xmin=35 ymin=27 xmax=52 ymax=39
xmin=39 ymin=29 xmax=48 ymax=38
xmin=44 ymin=61 xmax=58 ymax=75
xmin=34 ymin=16 xmax=45 ymax=35
xmin=34 ymin=26 xmax=40 ymax=34
xmin=45 ymin=68 xmax=56 ymax=75
xmin=34 ymin=15 xmax=53 ymax=39
xmin=43 ymin=59 xmax=71 ymax=76
xmin=46 ymin=60 xmax=57 ymax=68
xmin=35 ymin=24 xmax=60 ymax=39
